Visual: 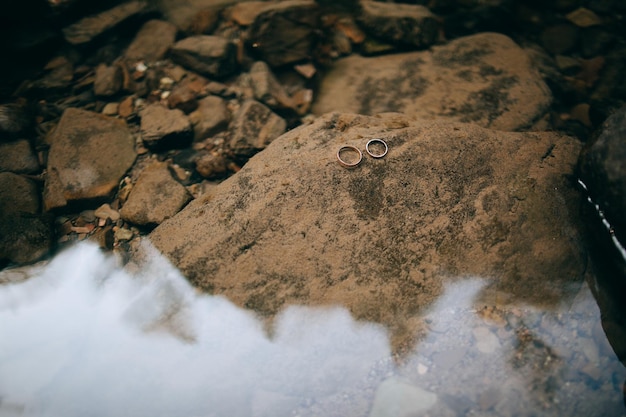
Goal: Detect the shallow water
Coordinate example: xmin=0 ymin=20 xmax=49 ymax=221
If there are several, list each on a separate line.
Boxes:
xmin=0 ymin=243 xmax=624 ymax=417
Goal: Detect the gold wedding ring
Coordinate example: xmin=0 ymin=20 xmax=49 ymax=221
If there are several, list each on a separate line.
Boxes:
xmin=337 ymin=145 xmax=362 ymax=168
xmin=366 ymin=139 xmax=388 ymax=158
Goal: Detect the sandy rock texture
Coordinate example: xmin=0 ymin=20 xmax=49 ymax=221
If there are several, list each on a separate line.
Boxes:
xmin=313 ymin=33 xmax=551 ymax=131
xmin=149 ymin=112 xmax=584 ymax=347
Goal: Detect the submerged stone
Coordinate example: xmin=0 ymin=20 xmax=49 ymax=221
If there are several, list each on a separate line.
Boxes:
xmin=579 ymin=105 xmax=626 ymax=243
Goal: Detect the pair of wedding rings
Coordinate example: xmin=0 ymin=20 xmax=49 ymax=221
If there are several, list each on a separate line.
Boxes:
xmin=337 ymin=139 xmax=388 ymax=168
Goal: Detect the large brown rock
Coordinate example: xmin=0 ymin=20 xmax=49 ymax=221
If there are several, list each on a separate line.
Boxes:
xmin=0 ymin=139 xmax=39 ymax=174
xmin=43 ymin=108 xmax=136 ymax=211
xmin=579 ymin=105 xmax=626 ymax=243
xmin=149 ymin=112 xmax=584 ymax=346
xmin=312 ymin=33 xmax=552 ymax=131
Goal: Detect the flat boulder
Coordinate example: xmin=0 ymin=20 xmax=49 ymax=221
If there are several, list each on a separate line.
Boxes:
xmin=246 ymin=0 xmax=318 ymax=67
xmin=312 ymin=33 xmax=552 ymax=131
xmin=149 ymin=112 xmax=584 ymax=345
xmin=43 ymin=108 xmax=136 ymax=211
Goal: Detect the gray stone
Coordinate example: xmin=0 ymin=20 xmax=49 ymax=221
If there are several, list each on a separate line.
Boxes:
xmin=43 ymin=108 xmax=136 ymax=211
xmin=0 ymin=172 xmax=52 ymax=264
xmin=579 ymin=105 xmax=626 ymax=243
xmin=120 ymin=161 xmax=192 ymax=226
xmin=369 ymin=378 xmax=437 ymax=417
xmin=169 ymin=36 xmax=238 ymax=78
xmin=140 ymin=104 xmax=193 ymax=151
xmin=227 ymin=100 xmax=286 ymax=156
xmin=148 ymin=112 xmax=585 ymax=344
xmin=62 ymin=0 xmax=150 ymax=45
xmin=312 ymin=33 xmax=552 ymax=131
xmin=189 ymin=95 xmax=231 ymax=140
xmin=0 ymin=139 xmax=39 ymax=174
xmin=357 ymin=1 xmax=439 ymax=49
xmin=94 ymin=64 xmax=123 ymax=97
xmin=247 ymin=0 xmax=318 ymax=67
xmin=124 ymin=19 xmax=178 ymax=63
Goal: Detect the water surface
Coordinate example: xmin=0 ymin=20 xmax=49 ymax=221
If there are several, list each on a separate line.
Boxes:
xmin=1 ymin=243 xmax=624 ymax=416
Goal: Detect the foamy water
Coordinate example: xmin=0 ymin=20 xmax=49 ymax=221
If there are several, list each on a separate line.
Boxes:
xmin=1 ymin=243 xmax=624 ymax=417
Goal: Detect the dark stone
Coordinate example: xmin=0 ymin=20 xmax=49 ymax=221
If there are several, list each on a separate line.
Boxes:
xmin=541 ymin=23 xmax=579 ymax=55
xmin=579 ymin=105 xmax=626 ymax=243
xmin=246 ymin=0 xmax=319 ymax=67
xmin=0 ymin=172 xmax=53 ymax=264
xmin=357 ymin=0 xmax=440 ymax=49
xmin=580 ymin=27 xmax=615 ymax=58
xmin=0 ymin=139 xmax=40 ymax=174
